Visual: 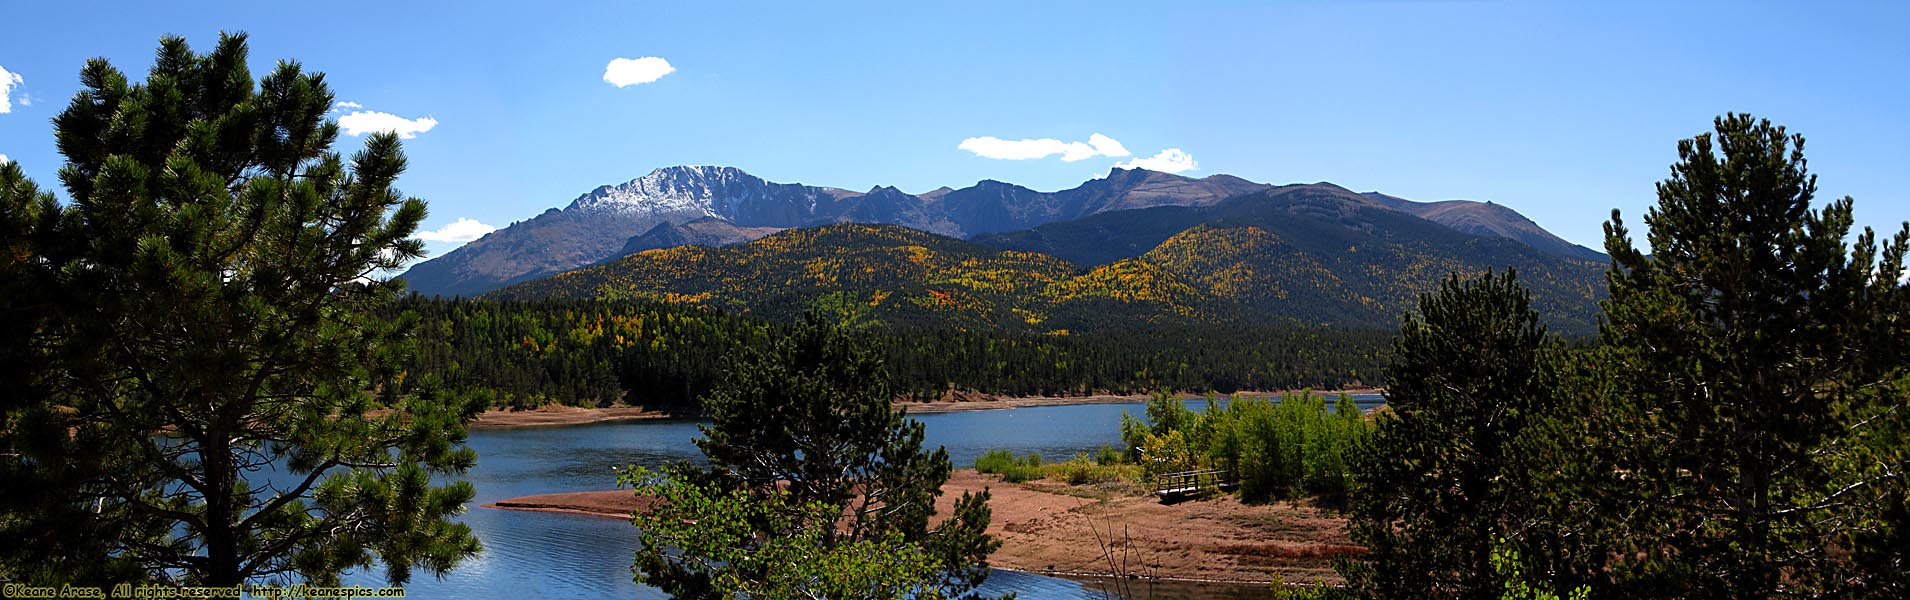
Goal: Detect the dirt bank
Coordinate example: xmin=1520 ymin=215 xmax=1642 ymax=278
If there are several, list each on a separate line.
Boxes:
xmin=896 ymin=389 xmax=1381 ymax=414
xmin=463 ymin=389 xmax=1384 ymax=430
xmin=484 ymin=470 xmax=1356 ymax=585
xmin=466 ymin=405 xmax=676 ymax=430
xmin=485 ymin=491 xmax=647 ymax=517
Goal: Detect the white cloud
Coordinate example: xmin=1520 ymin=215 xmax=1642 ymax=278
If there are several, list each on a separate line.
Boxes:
xmin=0 ymin=64 xmax=23 ymax=114
xmin=415 ymin=217 xmax=497 ymax=243
xmin=337 ymin=110 xmax=439 ymax=139
xmin=1116 ymin=148 xmax=1199 ymax=174
xmin=331 ymin=100 xmax=363 ymax=112
xmin=603 ymin=57 xmax=675 ymax=87
xmin=0 ymin=154 xmax=10 ymax=165
xmin=957 ymin=133 xmax=1130 ymax=162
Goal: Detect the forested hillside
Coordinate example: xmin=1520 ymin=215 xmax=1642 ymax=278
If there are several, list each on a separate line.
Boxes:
xmin=978 ymin=184 xmax=1610 ymax=331
xmin=397 ymin=297 xmax=1390 ymax=409
xmin=489 ymin=216 xmax=1607 ymax=333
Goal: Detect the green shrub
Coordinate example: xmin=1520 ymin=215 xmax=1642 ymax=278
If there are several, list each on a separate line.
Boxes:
xmin=1493 ymin=542 xmax=1589 ymax=600
xmin=1092 ymin=443 xmax=1125 ymax=466
xmin=1270 ymin=575 xmax=1355 ymax=600
xmin=974 ymin=449 xmax=1017 ymax=474
xmin=1055 ymin=454 xmax=1134 ymax=485
xmin=1119 ymin=412 xmax=1149 ymax=462
xmin=999 ymin=465 xmax=1040 ymax=483
xmin=975 ymin=449 xmax=1043 ymax=483
xmin=1140 ymin=429 xmax=1198 ymax=478
xmin=1124 ymin=391 xmax=1371 ymax=503
xmin=1226 ymin=393 xmax=1368 ymax=502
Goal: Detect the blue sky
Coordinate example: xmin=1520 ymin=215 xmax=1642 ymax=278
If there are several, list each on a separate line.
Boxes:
xmin=2 ymin=1 xmax=1905 ymax=258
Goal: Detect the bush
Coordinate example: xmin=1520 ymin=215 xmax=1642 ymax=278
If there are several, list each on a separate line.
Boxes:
xmin=1119 ymin=412 xmax=1149 ymax=462
xmin=1122 ymin=391 xmax=1371 ymax=503
xmin=1270 ymin=575 xmax=1355 ymax=600
xmin=973 ymin=449 xmax=1016 ymax=474
xmin=999 ymin=466 xmax=1041 ymax=483
xmin=1092 ymin=444 xmax=1125 ymax=466
xmin=1054 ymin=454 xmax=1133 ymax=485
xmin=1139 ymin=429 xmax=1198 ymax=478
xmin=975 ymin=449 xmax=1043 ymax=483
xmin=1228 ymin=393 xmax=1367 ymax=502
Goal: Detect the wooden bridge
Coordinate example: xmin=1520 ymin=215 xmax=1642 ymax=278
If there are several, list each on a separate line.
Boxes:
xmin=1154 ymin=468 xmax=1237 ymax=501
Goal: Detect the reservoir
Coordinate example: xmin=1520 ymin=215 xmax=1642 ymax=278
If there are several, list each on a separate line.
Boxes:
xmin=346 ymin=394 xmax=1382 ymax=598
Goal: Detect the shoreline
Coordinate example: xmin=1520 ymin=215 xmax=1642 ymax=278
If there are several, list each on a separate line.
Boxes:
xmin=486 ymin=490 xmax=655 ymax=517
xmin=466 ymin=405 xmax=676 ymax=430
xmin=468 ymin=389 xmax=1384 ymax=430
xmin=896 ymin=388 xmax=1383 ymax=414
xmin=483 ymin=469 xmax=1356 ymax=585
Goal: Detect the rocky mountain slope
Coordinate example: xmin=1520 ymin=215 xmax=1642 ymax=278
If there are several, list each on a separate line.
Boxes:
xmin=1361 ymin=192 xmax=1605 ymax=261
xmin=402 ymin=166 xmax=1597 ymax=297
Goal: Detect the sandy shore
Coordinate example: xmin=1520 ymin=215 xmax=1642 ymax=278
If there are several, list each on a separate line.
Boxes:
xmin=896 ymin=393 xmax=1162 ymax=414
xmin=465 ymin=389 xmax=1383 ymax=429
xmin=895 ymin=389 xmax=1383 ymax=414
xmin=483 ymin=470 xmax=1357 ymax=585
xmin=466 ymin=405 xmax=676 ymax=430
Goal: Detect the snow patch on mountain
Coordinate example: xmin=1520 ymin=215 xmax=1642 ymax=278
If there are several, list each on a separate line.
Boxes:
xmin=568 ymin=166 xmax=765 ymax=219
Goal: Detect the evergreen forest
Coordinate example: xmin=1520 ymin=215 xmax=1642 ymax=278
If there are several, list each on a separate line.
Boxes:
xmin=397 ymin=296 xmax=1393 ymax=410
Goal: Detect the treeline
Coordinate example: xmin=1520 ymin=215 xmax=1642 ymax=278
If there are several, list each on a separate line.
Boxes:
xmin=395 ymin=296 xmax=1392 ymax=409
xmin=399 ymin=297 xmax=768 ymax=409
xmin=1120 ymin=392 xmax=1370 ymax=503
xmin=877 ymin=322 xmax=1391 ymax=398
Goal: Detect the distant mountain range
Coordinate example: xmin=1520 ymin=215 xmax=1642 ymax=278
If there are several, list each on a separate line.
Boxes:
xmin=484 ymin=191 xmax=1608 ymax=333
xmin=489 ymin=220 xmax=1603 ymax=333
xmin=400 ymin=166 xmax=1602 ymax=298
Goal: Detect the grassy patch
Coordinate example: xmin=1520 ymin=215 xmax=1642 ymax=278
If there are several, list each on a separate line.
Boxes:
xmin=977 ymin=449 xmax=1144 ymax=489
xmin=975 ymin=449 xmax=1045 ymax=483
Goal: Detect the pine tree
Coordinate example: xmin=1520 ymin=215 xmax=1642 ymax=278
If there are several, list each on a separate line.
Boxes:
xmin=0 ymin=34 xmax=482 ymax=585
xmin=627 ymin=314 xmax=1000 ymax=599
xmin=1345 ymin=270 xmax=1562 ymax=600
xmin=1593 ymin=114 xmax=1910 ymax=597
xmin=0 ymin=157 xmax=152 ymax=583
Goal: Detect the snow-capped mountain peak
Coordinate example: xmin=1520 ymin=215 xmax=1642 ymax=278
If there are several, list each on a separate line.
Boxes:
xmin=567 ymin=165 xmax=768 ymax=218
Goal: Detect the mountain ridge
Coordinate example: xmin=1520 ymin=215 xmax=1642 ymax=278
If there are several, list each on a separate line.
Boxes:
xmin=488 ymin=219 xmax=1605 ymax=334
xmin=401 ymin=166 xmax=1602 ymax=297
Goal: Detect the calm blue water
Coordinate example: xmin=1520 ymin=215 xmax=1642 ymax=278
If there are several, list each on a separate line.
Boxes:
xmin=339 ymin=395 xmax=1382 ymax=599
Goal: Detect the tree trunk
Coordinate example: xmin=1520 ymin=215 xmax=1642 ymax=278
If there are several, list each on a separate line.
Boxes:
xmin=202 ymin=423 xmax=240 ymax=586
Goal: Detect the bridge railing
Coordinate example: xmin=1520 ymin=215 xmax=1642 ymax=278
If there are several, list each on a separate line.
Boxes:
xmin=1153 ymin=468 xmax=1235 ymax=498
